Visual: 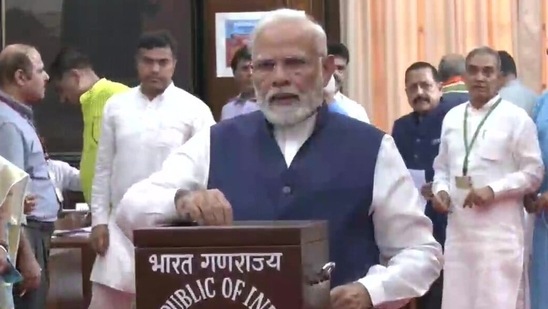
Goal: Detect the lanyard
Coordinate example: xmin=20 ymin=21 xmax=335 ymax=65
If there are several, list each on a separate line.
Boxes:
xmin=462 ymin=98 xmax=502 ymax=176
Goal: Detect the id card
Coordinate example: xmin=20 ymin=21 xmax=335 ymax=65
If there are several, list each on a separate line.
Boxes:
xmin=455 ymin=176 xmax=473 ymax=189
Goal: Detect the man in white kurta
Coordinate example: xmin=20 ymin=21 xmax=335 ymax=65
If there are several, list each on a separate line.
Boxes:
xmin=88 ymin=31 xmax=215 ymax=309
xmin=432 ymin=47 xmax=543 ymax=309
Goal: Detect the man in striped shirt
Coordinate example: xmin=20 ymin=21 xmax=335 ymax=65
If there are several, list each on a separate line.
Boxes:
xmin=49 ymin=48 xmax=129 ymax=205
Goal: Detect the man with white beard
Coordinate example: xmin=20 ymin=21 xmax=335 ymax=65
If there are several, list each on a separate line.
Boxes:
xmin=114 ymin=9 xmax=442 ymax=309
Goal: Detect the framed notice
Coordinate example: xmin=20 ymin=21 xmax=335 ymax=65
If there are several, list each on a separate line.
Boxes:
xmin=214 ymin=10 xmax=305 ymax=78
xmin=214 ymin=11 xmax=267 ymax=78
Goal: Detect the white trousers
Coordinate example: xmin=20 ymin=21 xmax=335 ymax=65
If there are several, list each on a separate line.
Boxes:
xmin=88 ymin=283 xmax=135 ymax=309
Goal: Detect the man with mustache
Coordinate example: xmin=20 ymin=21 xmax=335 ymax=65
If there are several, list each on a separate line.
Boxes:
xmin=114 ymin=9 xmax=442 ymax=309
xmin=431 ymin=46 xmax=543 ymax=309
xmin=87 ymin=31 xmax=215 ymax=308
xmin=392 ymin=61 xmax=463 ymax=309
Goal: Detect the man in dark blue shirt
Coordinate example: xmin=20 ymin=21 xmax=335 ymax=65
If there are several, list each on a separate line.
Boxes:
xmin=392 ymin=61 xmax=467 ymax=309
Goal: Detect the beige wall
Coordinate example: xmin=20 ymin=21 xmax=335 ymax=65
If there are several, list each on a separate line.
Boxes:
xmin=341 ymin=0 xmax=546 ymax=132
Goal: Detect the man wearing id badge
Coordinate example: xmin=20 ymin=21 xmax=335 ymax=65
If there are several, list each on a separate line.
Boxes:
xmin=432 ymin=46 xmax=543 ymax=309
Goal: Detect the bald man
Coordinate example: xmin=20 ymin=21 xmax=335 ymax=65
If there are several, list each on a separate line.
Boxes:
xmin=115 ymin=9 xmax=442 ymax=309
xmin=0 ymin=44 xmax=54 ymax=309
xmin=438 ymin=53 xmax=470 ymax=107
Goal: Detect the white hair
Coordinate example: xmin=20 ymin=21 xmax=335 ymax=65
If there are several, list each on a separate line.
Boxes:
xmin=249 ymin=8 xmax=327 ymax=56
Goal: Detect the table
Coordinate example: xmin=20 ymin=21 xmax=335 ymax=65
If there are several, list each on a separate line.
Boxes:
xmin=46 ymin=212 xmax=95 ymax=309
xmin=46 ymin=235 xmax=94 ymax=309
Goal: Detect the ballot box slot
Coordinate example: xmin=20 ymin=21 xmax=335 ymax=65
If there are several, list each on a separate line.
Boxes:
xmin=134 ymin=220 xmax=327 ymax=248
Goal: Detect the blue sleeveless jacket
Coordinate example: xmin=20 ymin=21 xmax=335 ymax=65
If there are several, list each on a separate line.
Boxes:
xmin=208 ymin=107 xmax=384 ymax=286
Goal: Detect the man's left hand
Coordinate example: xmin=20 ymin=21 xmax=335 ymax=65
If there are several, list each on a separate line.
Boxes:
xmin=331 ymin=282 xmax=373 ymax=309
xmin=463 ymin=186 xmax=494 ymax=208
xmin=23 ymin=195 xmax=36 ymax=215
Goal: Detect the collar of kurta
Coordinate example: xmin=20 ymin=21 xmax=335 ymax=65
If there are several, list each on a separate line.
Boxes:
xmin=138 ymin=82 xmax=175 ymax=101
xmin=79 ymin=78 xmax=108 ymax=106
xmin=442 ymin=77 xmax=467 ymax=94
xmin=0 ymin=89 xmax=33 ymax=120
xmin=469 ymin=94 xmax=501 ymax=111
xmin=442 ymin=76 xmax=464 ymax=87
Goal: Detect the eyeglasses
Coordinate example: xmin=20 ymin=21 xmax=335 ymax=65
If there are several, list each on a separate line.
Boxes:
xmin=252 ymin=56 xmax=320 ymax=74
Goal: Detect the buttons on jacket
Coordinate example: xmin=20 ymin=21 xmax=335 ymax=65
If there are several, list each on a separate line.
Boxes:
xmin=282 ymin=186 xmax=292 ymax=194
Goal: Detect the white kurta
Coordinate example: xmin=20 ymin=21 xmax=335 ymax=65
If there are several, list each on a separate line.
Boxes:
xmin=334 ymin=91 xmax=371 ymax=123
xmin=433 ymin=95 xmax=544 ymax=309
xmin=0 ymin=155 xmax=28 ymax=309
xmin=114 ymin=114 xmax=443 ymax=308
xmin=89 ymin=83 xmax=215 ymax=293
xmin=0 ymin=155 xmax=28 ymax=262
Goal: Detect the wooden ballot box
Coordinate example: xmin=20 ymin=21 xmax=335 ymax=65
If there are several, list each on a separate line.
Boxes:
xmin=134 ymin=221 xmax=331 ymax=309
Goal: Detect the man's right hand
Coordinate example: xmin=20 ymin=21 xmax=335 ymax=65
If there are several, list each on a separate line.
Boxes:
xmin=90 ymin=225 xmax=109 ymax=256
xmin=17 ymin=254 xmax=41 ymax=295
xmin=432 ymin=191 xmax=451 ymax=214
xmin=175 ymin=189 xmax=233 ymax=226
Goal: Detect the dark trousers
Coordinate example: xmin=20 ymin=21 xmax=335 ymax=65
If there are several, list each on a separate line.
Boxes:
xmin=416 ymin=272 xmax=443 ymax=309
xmin=13 ymin=220 xmax=55 ymax=309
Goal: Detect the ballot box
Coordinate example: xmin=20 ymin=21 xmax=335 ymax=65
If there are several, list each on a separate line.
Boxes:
xmin=133 ymin=221 xmax=332 ymax=309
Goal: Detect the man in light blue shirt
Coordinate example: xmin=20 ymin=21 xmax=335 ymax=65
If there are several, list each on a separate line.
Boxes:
xmin=0 ymin=44 xmax=55 ymax=309
xmin=498 ymin=50 xmax=538 ymax=116
xmin=529 ymin=90 xmax=548 ymax=309
xmin=220 ymin=46 xmax=259 ymax=120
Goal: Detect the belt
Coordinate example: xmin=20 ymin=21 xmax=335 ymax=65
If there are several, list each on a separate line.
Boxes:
xmin=25 ymin=219 xmax=55 ymax=232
